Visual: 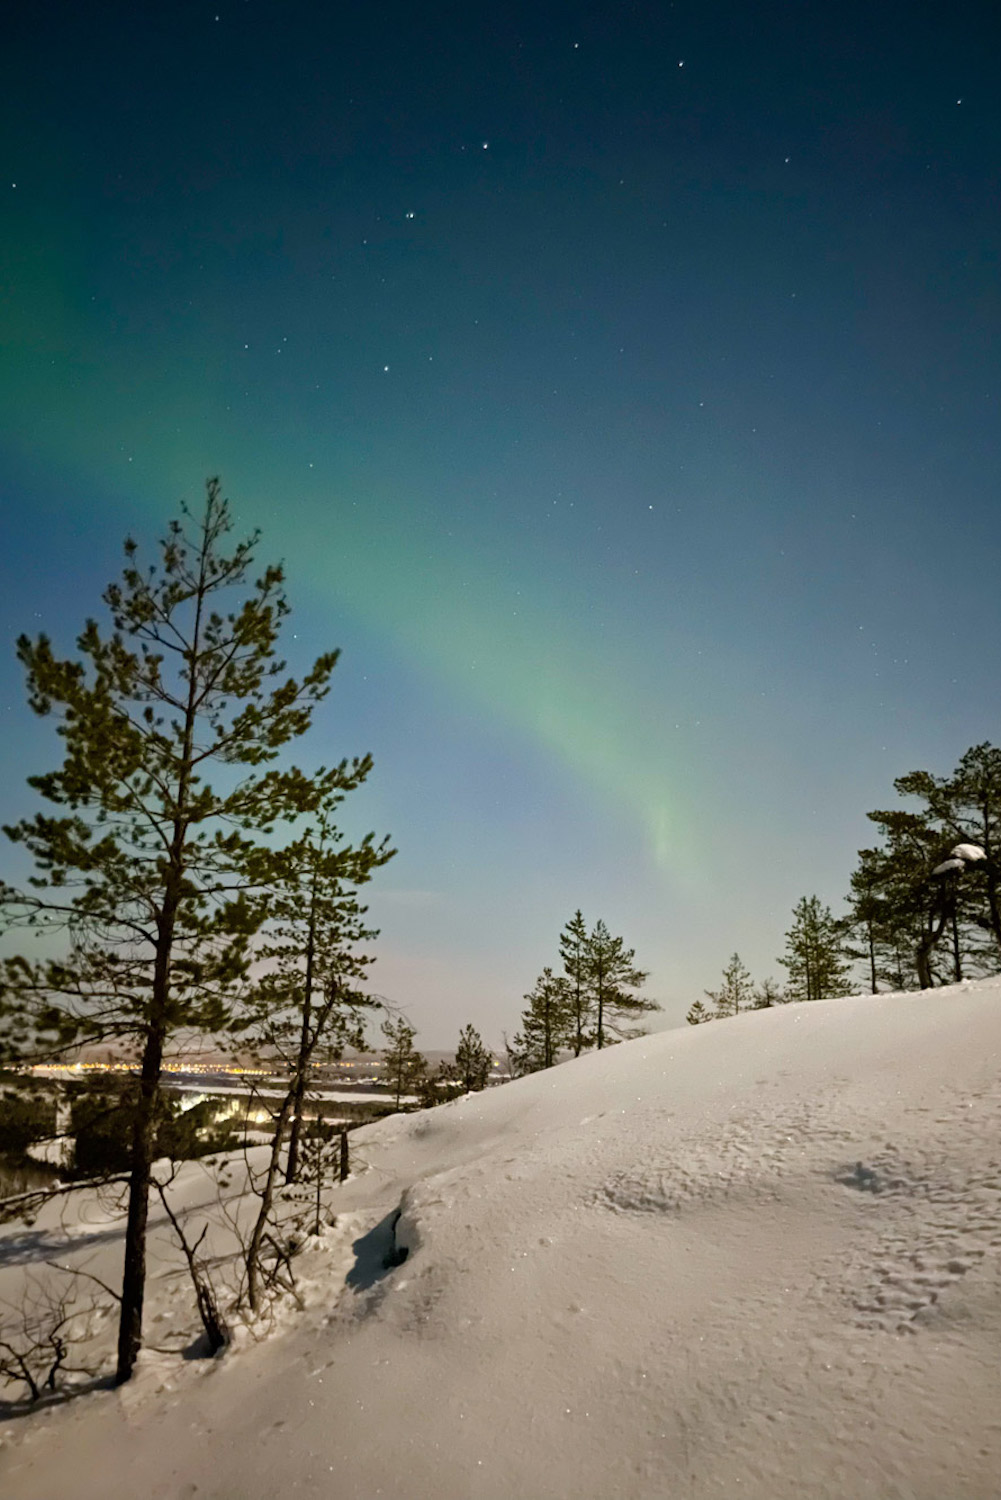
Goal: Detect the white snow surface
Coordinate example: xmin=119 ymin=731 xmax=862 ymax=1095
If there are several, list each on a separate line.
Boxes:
xmin=3 ymin=981 xmax=1001 ymax=1499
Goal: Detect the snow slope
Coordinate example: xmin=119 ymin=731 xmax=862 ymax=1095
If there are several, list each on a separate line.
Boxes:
xmin=2 ymin=982 xmax=1000 ymax=1499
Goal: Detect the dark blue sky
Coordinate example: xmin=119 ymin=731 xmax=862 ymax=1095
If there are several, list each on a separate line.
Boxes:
xmin=2 ymin=0 xmax=999 ymax=1042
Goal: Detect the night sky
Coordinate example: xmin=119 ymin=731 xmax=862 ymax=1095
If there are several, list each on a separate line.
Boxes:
xmin=2 ymin=1 xmax=1000 ymax=1044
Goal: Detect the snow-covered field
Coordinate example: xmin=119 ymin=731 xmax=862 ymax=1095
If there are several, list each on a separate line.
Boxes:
xmin=2 ymin=980 xmax=1000 ymax=1499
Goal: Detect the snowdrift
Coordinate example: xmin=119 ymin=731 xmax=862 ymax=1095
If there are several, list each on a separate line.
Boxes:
xmin=3 ymin=981 xmax=1000 ymax=1499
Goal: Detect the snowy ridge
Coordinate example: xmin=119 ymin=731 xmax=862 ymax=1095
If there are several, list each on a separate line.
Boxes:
xmin=2 ymin=980 xmax=1001 ymax=1498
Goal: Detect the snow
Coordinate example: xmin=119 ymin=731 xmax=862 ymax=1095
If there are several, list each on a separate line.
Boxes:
xmin=24 ymin=1136 xmax=73 ymax=1169
xmin=3 ymin=980 xmax=1001 ymax=1498
xmin=932 ymin=857 xmax=966 ymax=876
xmin=167 ymin=1082 xmax=416 ymax=1104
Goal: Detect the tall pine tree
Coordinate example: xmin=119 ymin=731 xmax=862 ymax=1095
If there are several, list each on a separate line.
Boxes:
xmin=0 ymin=481 xmax=372 ymax=1380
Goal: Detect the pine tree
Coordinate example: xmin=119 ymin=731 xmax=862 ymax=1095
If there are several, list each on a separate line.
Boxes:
xmin=945 ymin=744 xmax=1001 ymax=959
xmin=849 ymin=746 xmax=1001 ymax=993
xmin=778 ymin=896 xmax=851 ymax=1002
xmin=586 ymin=920 xmax=658 ymax=1048
xmin=381 ymin=1016 xmax=427 ymax=1109
xmin=236 ymin=810 xmax=391 ymax=1192
xmin=414 ymin=1061 xmax=461 ymax=1108
xmin=854 ymin=814 xmax=956 ymax=990
xmin=685 ymin=998 xmax=712 ymax=1025
xmin=284 ymin=1119 xmax=339 ymax=1240
xmin=558 ymin=910 xmax=592 ymax=1056
xmin=887 ymin=749 xmax=1001 ymax=980
xmin=0 ymin=481 xmax=364 ymax=1381
xmin=752 ymin=977 xmax=784 ymax=1009
xmin=237 ymin=823 xmax=390 ymax=1313
xmin=509 ymin=967 xmax=573 ymax=1073
xmin=844 ymin=847 xmax=897 ymax=992
xmin=453 ymin=1023 xmax=493 ymax=1091
xmin=843 ymin=843 xmax=930 ymax=992
xmin=704 ymin=953 xmax=755 ymax=1019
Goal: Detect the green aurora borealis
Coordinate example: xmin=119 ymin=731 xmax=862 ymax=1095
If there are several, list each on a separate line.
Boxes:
xmin=1 ymin=187 xmax=712 ymax=874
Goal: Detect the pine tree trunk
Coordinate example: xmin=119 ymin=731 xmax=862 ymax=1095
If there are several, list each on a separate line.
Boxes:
xmin=984 ymin=860 xmax=1001 ymax=956
xmin=115 ymin=1018 xmax=166 ymax=1384
xmin=284 ymin=868 xmax=318 ymax=1185
xmin=977 ymin=808 xmax=1001 ymax=957
xmin=916 ymin=902 xmax=948 ymax=989
xmin=284 ymin=1067 xmax=308 ymax=1186
xmin=595 ymin=955 xmax=605 ymax=1049
xmin=572 ymin=966 xmax=584 ymax=1056
xmin=916 ymin=940 xmax=933 ymax=989
xmin=247 ymin=1090 xmax=296 ymax=1313
xmin=251 ymin=985 xmax=340 ymax=1306
xmin=117 ymin=515 xmax=208 ymax=1380
xmin=116 ymin=867 xmax=183 ymax=1385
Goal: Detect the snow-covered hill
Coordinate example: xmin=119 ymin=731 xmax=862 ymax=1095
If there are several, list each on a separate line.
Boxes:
xmin=3 ymin=981 xmax=1000 ymax=1499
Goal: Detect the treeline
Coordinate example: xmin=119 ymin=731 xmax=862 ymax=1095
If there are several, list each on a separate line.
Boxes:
xmin=689 ymin=743 xmax=1001 ymax=1024
xmin=503 ymin=743 xmax=1001 ymax=1060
